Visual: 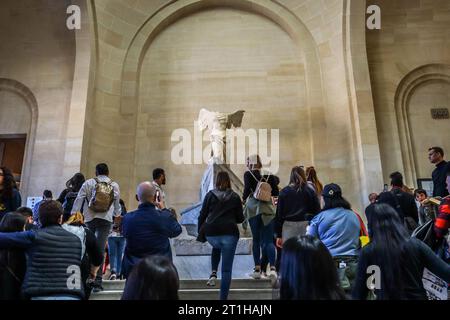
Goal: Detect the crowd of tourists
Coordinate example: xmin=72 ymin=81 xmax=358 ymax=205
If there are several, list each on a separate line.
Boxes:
xmin=0 ymin=146 xmax=449 ymax=300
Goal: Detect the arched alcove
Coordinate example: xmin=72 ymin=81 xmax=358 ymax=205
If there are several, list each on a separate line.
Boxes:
xmin=137 ymin=7 xmax=310 ymax=209
xmin=115 ymin=0 xmax=326 ymax=207
xmin=394 ymin=64 xmax=450 ymax=184
xmin=0 ymin=78 xmax=38 ymax=201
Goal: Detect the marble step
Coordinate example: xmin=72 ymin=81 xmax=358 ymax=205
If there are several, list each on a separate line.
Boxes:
xmin=102 ymin=278 xmax=272 ymax=291
xmin=91 ymin=288 xmax=275 ymax=300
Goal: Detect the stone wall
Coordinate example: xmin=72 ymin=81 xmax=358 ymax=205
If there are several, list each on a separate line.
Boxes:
xmin=84 ymin=0 xmax=384 ymax=215
xmin=8 ymin=0 xmax=447 ymax=214
xmin=137 ymin=8 xmax=310 ymax=209
xmin=0 ymin=91 xmax=31 ymax=135
xmin=0 ymin=0 xmax=76 ymax=200
xmin=367 ymin=0 xmax=450 ymax=187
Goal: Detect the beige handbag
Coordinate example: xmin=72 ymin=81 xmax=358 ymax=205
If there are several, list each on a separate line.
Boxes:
xmin=248 ymin=170 xmax=272 ymax=202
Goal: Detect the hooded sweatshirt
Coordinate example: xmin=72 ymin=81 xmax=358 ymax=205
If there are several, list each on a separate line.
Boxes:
xmin=198 ymin=189 xmax=245 ymax=238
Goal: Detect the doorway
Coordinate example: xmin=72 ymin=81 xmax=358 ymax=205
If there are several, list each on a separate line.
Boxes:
xmin=0 ymin=134 xmax=27 ymax=187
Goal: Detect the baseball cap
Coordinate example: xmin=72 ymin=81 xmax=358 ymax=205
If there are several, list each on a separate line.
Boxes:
xmin=322 ymin=183 xmax=342 ymax=198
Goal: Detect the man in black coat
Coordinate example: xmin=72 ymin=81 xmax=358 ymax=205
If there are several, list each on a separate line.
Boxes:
xmin=390 ymin=172 xmax=418 ymax=232
xmin=428 ymin=147 xmax=450 ymax=197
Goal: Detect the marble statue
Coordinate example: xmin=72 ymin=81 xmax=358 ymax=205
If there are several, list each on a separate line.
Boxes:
xmin=180 ymin=108 xmax=245 ymax=236
xmin=198 ymin=108 xmax=245 ymax=164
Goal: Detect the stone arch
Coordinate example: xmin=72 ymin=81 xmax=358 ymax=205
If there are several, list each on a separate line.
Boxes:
xmin=116 ymin=0 xmax=325 ymax=203
xmin=394 ymin=64 xmax=450 ymax=184
xmin=0 ymin=78 xmax=39 ymax=200
xmin=120 ymin=0 xmax=322 ymax=115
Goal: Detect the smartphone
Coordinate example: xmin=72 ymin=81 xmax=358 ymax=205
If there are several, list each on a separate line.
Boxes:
xmin=383 ymin=184 xmax=388 ymax=192
xmin=156 ymin=190 xmax=161 ymax=202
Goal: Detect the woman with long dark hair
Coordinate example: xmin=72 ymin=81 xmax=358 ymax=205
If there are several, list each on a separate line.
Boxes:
xmin=280 ymin=235 xmax=346 ymax=300
xmin=306 ymin=166 xmax=324 ymax=196
xmin=0 ymin=167 xmax=22 ymax=220
xmin=122 ymin=255 xmax=179 ymax=300
xmin=0 ymin=212 xmax=27 ymax=300
xmin=352 ymin=203 xmax=450 ymax=300
xmin=57 ymin=173 xmax=86 ymax=222
xmin=275 ymin=167 xmax=320 ymax=248
xmin=198 ymin=171 xmax=244 ymax=300
xmin=306 ymin=183 xmax=361 ymax=292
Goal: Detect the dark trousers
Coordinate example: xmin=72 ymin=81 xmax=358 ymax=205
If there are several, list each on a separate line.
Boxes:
xmin=249 ymin=215 xmax=276 ymax=267
xmin=207 ymin=235 xmax=239 ymax=300
xmin=261 ymin=241 xmax=281 ymax=272
xmin=86 ymin=218 xmax=112 ymax=284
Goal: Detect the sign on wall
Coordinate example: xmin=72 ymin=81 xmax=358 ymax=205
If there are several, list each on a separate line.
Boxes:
xmin=431 ymin=108 xmax=449 ymax=120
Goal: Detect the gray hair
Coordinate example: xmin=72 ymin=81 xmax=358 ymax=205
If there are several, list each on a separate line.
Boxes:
xmin=136 ymin=181 xmax=156 ymax=203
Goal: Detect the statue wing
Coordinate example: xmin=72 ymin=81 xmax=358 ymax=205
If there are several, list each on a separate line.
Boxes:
xmin=198 ymin=108 xmax=211 ymax=131
xmin=227 ymin=110 xmax=245 ymax=129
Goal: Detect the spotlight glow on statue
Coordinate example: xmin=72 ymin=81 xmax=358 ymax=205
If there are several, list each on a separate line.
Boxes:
xmin=198 ymin=108 xmax=245 ymax=164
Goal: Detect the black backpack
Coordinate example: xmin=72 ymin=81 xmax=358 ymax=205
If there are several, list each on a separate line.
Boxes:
xmin=63 ymin=191 xmax=80 ymax=222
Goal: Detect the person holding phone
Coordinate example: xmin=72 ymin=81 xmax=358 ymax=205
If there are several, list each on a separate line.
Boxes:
xmin=122 ymin=182 xmax=182 ymax=279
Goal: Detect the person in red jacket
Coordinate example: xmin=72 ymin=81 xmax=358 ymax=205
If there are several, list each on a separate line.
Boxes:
xmin=434 ymin=168 xmax=450 ymax=239
xmin=435 ymin=197 xmax=450 ymax=239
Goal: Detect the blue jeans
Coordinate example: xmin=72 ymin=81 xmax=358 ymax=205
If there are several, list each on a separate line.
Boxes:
xmin=206 ymin=235 xmax=239 ymax=300
xmin=249 ymin=215 xmax=276 ymax=267
xmin=108 ymin=236 xmax=126 ymax=275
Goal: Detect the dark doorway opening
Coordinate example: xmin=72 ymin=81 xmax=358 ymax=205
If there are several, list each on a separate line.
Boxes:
xmin=0 ymin=134 xmax=27 ymax=187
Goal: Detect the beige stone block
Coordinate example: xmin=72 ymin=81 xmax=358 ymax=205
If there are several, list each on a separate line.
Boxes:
xmin=103 ymin=29 xmax=124 ymax=48
xmin=318 ymin=41 xmax=332 ymax=58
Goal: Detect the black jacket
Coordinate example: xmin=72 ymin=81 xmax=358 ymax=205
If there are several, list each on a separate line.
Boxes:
xmin=0 ymin=248 xmax=26 ymax=300
xmin=432 ymin=161 xmax=450 ymax=197
xmin=275 ymin=185 xmax=320 ymax=238
xmin=198 ymin=189 xmax=245 ymax=238
xmin=70 ymin=224 xmax=103 ymax=299
xmin=391 ymin=187 xmax=419 ymax=223
xmin=0 ymin=189 xmax=21 ymax=221
xmin=0 ymin=225 xmax=89 ymax=299
xmin=243 ymin=170 xmax=279 ymax=202
xmin=24 ymin=226 xmax=86 ymax=299
xmin=352 ymin=238 xmax=450 ymax=300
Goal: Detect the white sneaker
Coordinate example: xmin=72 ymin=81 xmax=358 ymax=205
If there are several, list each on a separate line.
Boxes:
xmin=206 ymin=274 xmax=217 ymax=287
xmin=250 ymin=270 xmax=262 ymax=280
xmin=268 ymin=269 xmax=277 ymax=285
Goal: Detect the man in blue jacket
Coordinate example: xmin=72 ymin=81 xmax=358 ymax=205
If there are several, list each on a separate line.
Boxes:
xmin=121 ymin=181 xmax=182 ymax=278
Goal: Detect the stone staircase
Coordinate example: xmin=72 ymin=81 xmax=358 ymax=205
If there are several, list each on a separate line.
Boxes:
xmin=90 ymin=278 xmax=275 ymax=300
